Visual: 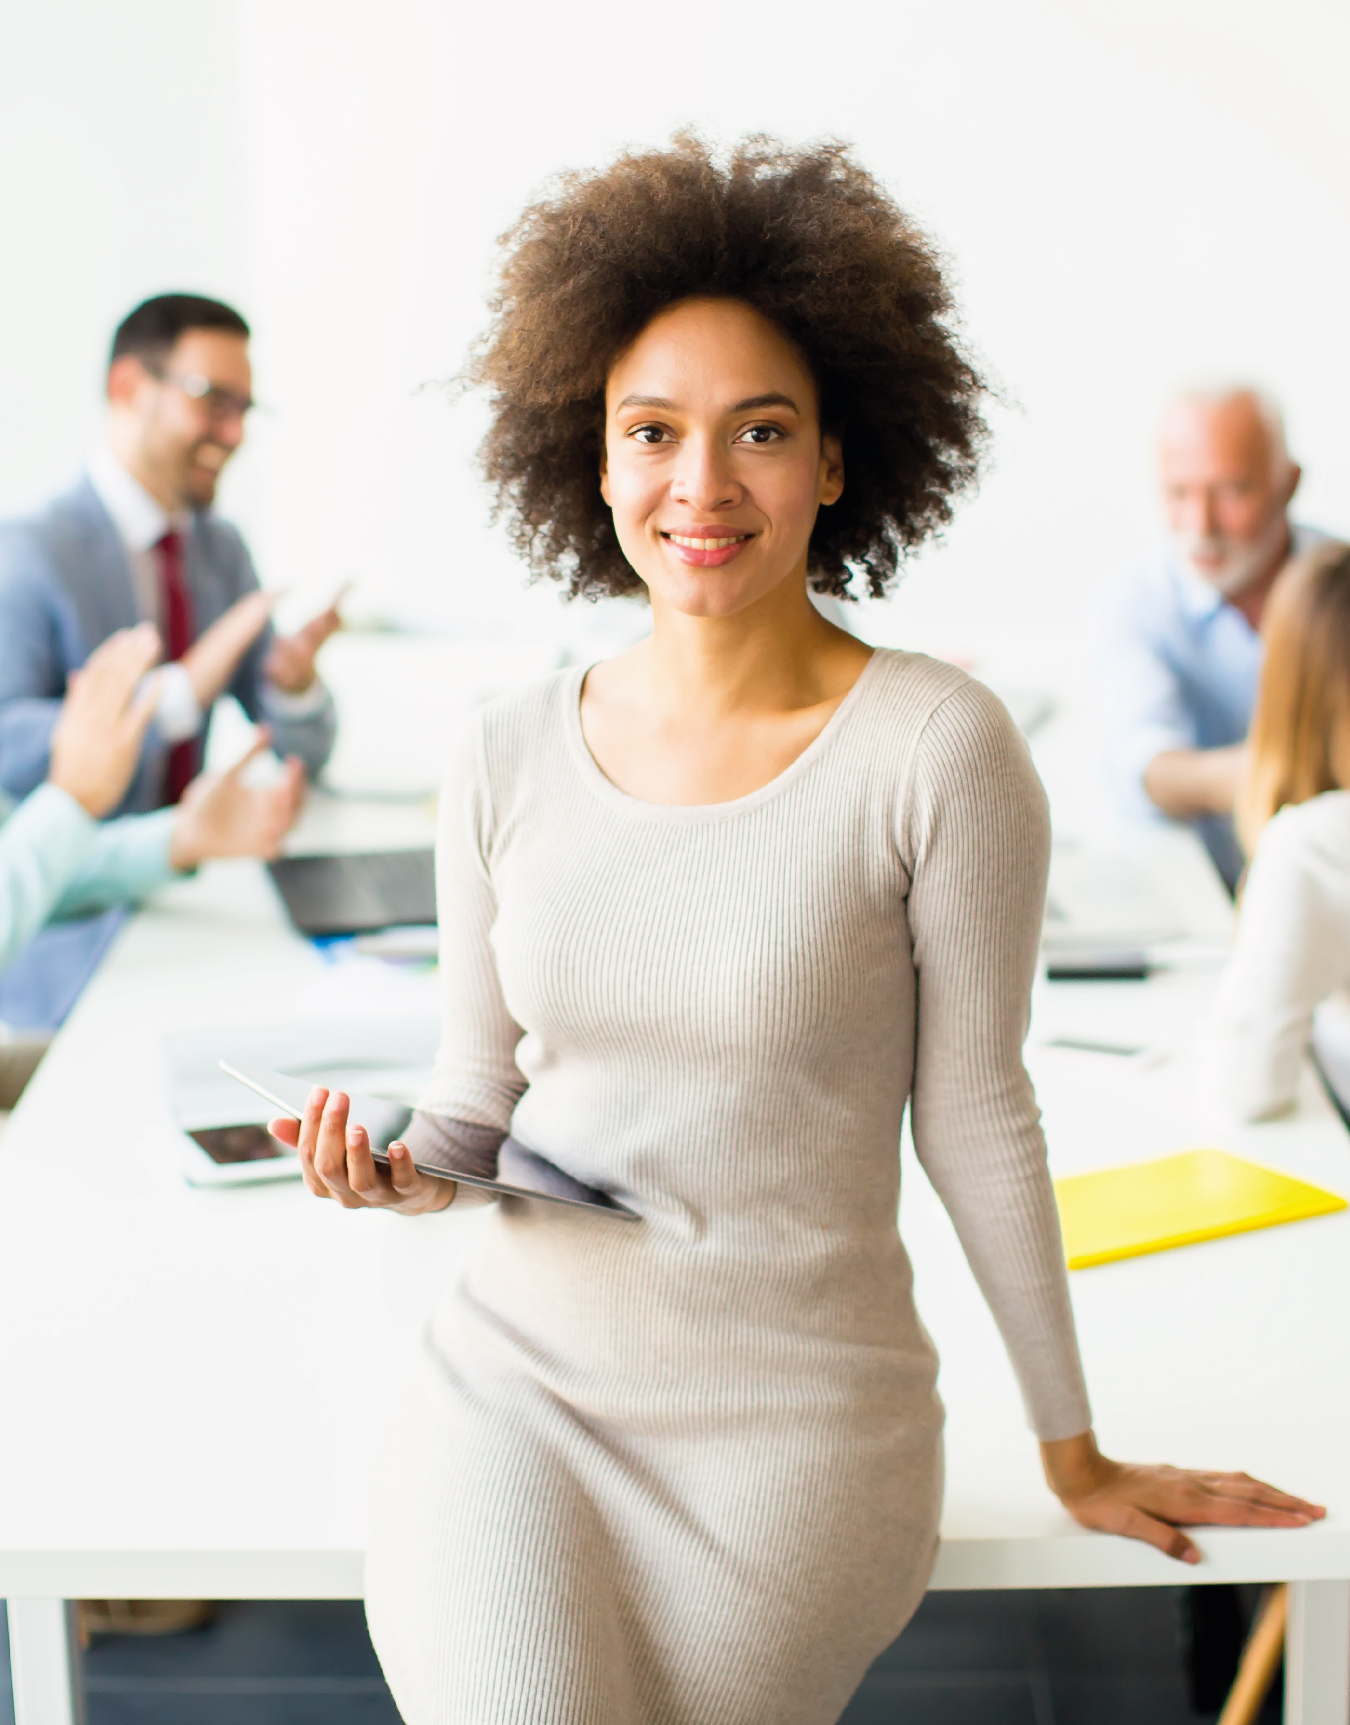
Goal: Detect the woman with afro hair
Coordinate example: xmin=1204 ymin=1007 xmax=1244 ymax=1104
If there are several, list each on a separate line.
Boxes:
xmin=277 ymin=136 xmax=1320 ymax=1725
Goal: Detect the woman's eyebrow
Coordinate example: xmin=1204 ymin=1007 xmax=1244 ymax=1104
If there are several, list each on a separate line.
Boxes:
xmin=728 ymin=392 xmax=799 ymax=413
xmin=614 ymin=391 xmax=801 ymax=412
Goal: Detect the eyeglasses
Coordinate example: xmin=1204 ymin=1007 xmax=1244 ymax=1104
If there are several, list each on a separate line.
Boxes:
xmin=142 ymin=362 xmax=256 ymax=423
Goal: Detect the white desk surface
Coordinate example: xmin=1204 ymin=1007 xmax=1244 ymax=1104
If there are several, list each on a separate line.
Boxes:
xmin=281 ymin=785 xmax=438 ymax=856
xmin=0 ymin=810 xmax=1346 ymax=1600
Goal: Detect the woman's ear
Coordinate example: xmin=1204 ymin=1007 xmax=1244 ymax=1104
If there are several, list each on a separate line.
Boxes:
xmin=819 ymin=433 xmax=844 ymax=507
xmin=599 ymin=441 xmax=611 ymax=506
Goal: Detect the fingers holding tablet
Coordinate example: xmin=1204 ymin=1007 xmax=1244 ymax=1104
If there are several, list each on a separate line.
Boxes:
xmin=273 ymin=1086 xmax=453 ymax=1215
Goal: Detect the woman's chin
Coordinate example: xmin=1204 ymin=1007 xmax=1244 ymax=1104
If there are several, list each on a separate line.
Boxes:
xmin=644 ymin=567 xmax=803 ymax=622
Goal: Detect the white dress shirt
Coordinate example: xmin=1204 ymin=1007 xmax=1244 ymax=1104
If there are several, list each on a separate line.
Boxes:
xmin=1198 ymin=790 xmax=1350 ymax=1120
xmin=86 ymin=446 xmax=202 ymax=743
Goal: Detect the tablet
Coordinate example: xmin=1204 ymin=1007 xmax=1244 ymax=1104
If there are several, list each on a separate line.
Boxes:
xmin=162 ymin=1016 xmax=440 ymax=1188
xmin=221 ymin=1063 xmax=639 ymax=1221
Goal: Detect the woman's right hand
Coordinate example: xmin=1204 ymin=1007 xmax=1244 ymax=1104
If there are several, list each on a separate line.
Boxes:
xmin=270 ymin=1087 xmax=455 ymax=1216
xmin=48 ymin=624 xmax=162 ymax=816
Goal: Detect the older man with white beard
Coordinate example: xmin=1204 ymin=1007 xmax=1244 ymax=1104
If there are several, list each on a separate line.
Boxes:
xmin=1097 ymin=386 xmax=1324 ymax=889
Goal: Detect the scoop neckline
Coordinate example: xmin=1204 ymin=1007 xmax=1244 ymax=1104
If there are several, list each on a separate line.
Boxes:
xmin=563 ymin=647 xmax=884 ymax=822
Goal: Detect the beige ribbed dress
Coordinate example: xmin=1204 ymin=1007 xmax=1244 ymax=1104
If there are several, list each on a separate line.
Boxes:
xmin=364 ymin=648 xmax=1091 ymax=1725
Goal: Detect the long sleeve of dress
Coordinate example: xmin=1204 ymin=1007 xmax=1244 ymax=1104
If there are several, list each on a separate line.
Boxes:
xmin=417 ymin=716 xmax=528 ymax=1134
xmin=902 ymin=680 xmax=1091 ymax=1442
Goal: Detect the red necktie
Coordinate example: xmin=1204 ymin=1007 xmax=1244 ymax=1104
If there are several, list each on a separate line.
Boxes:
xmin=153 ymin=529 xmax=199 ymax=805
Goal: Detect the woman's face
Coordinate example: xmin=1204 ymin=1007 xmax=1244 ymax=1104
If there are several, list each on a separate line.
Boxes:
xmin=600 ymin=297 xmax=843 ymax=619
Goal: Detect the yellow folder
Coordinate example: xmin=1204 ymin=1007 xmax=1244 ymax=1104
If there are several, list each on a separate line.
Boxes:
xmin=1054 ymin=1148 xmax=1346 ymax=1270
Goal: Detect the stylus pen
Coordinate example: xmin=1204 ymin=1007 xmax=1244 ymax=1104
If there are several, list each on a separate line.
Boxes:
xmin=219 ymin=1061 xmax=305 ymax=1121
xmin=220 ymin=1061 xmax=430 ymax=1171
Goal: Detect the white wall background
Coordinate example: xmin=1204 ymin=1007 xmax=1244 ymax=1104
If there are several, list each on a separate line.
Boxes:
xmin=3 ymin=0 xmax=1348 ymax=678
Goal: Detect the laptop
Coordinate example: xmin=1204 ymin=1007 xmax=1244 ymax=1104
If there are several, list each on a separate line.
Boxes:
xmin=267 ymin=849 xmax=436 ymax=937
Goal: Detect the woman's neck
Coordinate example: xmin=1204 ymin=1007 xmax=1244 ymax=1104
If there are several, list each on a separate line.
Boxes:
xmin=634 ymin=579 xmax=869 ymax=719
xmin=579 ymin=576 xmax=874 ymax=805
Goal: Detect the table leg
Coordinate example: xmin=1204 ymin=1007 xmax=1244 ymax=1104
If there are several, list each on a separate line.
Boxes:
xmin=6 ymin=1600 xmax=85 ymax=1725
xmin=1286 ymin=1581 xmax=1350 ymax=1725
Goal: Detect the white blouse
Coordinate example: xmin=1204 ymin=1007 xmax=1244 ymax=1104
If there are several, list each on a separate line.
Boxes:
xmin=1200 ymin=790 xmax=1350 ymax=1120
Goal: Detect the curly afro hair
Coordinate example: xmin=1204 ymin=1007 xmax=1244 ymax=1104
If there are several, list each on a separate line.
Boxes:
xmin=471 ymin=133 xmax=988 ymax=601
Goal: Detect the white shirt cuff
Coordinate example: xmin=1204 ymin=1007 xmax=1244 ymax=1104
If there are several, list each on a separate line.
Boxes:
xmin=151 ymin=663 xmax=203 ymax=743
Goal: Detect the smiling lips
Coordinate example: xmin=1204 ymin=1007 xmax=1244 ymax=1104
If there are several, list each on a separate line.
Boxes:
xmin=662 ymin=528 xmax=753 ymax=568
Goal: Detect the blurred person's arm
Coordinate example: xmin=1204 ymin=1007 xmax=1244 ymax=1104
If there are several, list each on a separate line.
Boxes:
xmin=0 ymin=626 xmax=161 ymax=969
xmin=167 ymin=736 xmax=304 ymax=870
xmin=264 ymin=589 xmax=344 ymax=695
xmin=49 ymin=735 xmax=304 ymax=923
xmin=1142 ymin=743 xmax=1245 ymax=820
xmin=0 ymin=784 xmax=112 ymax=972
xmin=5 ymin=754 xmax=304 ymax=947
xmin=0 ymin=525 xmax=216 ymax=808
xmin=0 ymin=531 xmax=87 ymax=801
xmin=253 ymin=618 xmax=338 ymax=773
xmin=0 ymin=627 xmax=302 ymax=960
xmin=1094 ymin=570 xmax=1209 ymax=823
xmin=178 ymin=589 xmax=275 ymax=717
xmin=1197 ymin=797 xmax=1350 ymax=1120
xmin=207 ymin=522 xmax=338 ymax=777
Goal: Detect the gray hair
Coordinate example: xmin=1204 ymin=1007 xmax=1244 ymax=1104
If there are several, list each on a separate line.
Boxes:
xmin=1162 ymin=380 xmax=1292 ymax=476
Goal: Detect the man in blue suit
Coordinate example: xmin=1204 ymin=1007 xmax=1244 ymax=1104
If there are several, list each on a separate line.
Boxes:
xmin=0 ymin=292 xmax=339 ymax=814
xmin=0 ymin=293 xmax=340 ymax=1025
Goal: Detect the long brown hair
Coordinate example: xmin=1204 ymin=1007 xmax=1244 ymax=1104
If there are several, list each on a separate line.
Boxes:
xmin=1237 ymin=540 xmax=1350 ymax=855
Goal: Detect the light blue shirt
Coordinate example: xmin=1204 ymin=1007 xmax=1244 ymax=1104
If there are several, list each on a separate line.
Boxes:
xmin=1096 ymin=524 xmax=1326 ymax=884
xmin=0 ymin=782 xmax=181 ymax=1023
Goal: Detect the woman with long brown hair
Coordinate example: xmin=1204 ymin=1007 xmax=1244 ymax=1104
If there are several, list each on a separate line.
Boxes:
xmin=1204 ymin=539 xmax=1350 ymax=1119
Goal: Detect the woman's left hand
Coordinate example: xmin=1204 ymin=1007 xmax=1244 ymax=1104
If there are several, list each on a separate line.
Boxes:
xmin=1041 ymin=1431 xmax=1326 ymax=1564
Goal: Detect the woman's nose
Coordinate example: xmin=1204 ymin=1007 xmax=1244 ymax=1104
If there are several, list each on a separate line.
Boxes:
xmin=671 ymin=436 xmax=742 ymax=512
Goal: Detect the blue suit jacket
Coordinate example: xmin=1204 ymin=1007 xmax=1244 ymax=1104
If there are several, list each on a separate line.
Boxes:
xmin=0 ymin=476 xmax=336 ymax=812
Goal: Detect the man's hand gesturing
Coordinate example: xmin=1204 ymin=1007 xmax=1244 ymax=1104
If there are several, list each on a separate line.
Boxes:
xmin=264 ymin=592 xmax=346 ymax=694
xmin=168 ymin=733 xmax=305 ymax=871
xmin=181 ymin=590 xmax=276 ymax=709
xmin=48 ymin=624 xmax=162 ymax=816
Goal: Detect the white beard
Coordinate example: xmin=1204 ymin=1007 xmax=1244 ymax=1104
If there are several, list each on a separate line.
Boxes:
xmin=1173 ymin=511 xmax=1290 ymax=599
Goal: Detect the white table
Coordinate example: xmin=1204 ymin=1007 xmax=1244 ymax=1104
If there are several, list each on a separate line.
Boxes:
xmin=2 ymin=824 xmax=1347 ymax=1723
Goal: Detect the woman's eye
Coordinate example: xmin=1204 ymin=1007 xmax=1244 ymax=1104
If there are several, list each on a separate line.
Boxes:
xmin=737 ymin=423 xmax=784 ymax=445
xmin=630 ymin=424 xmax=671 ymax=445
